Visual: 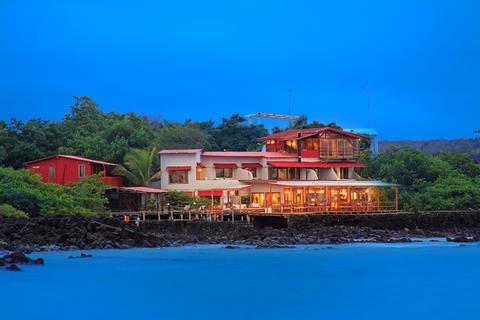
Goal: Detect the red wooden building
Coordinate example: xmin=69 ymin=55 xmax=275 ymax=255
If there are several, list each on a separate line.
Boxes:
xmin=25 ymin=155 xmax=123 ymax=187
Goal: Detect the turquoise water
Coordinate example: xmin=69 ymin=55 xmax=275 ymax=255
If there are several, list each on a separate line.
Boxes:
xmin=1 ymin=242 xmax=479 ymax=320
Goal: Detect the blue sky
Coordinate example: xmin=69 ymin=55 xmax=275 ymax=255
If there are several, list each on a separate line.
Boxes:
xmin=1 ymin=0 xmax=479 ymax=140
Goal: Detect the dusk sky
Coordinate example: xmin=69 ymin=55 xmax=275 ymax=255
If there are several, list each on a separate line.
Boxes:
xmin=1 ymin=0 xmax=479 ymax=140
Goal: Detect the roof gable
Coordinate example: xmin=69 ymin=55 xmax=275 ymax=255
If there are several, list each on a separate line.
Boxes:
xmin=259 ymin=127 xmax=363 ymax=141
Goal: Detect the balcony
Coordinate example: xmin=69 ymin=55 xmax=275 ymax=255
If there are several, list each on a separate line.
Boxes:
xmin=101 ymin=176 xmax=124 ymax=187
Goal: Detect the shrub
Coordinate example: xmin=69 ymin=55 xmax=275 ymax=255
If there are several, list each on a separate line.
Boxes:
xmin=0 ymin=203 xmax=28 ymax=217
xmin=0 ymin=167 xmax=109 ymax=216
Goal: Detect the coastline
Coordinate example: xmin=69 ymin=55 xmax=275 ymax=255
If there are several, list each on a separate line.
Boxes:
xmin=1 ymin=213 xmax=480 ymax=253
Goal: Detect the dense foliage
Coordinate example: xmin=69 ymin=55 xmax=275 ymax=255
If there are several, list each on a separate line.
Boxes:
xmin=362 ymin=148 xmax=480 ymax=211
xmin=0 ymin=97 xmax=269 ymax=168
xmin=0 ymin=167 xmax=109 ymax=216
xmin=113 ymin=147 xmax=162 ymax=186
xmin=0 ymin=204 xmax=28 ymax=217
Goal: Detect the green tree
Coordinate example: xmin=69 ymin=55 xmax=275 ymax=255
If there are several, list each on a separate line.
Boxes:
xmin=435 ymin=152 xmax=480 ymax=178
xmin=361 ymin=147 xmax=480 ymax=211
xmin=113 ymin=147 xmax=161 ymax=186
xmin=0 ymin=167 xmax=108 ymax=216
xmin=211 ymin=114 xmax=267 ymax=151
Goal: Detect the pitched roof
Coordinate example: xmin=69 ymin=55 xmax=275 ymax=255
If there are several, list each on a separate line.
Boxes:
xmin=158 ymin=149 xmax=202 ymax=154
xmin=24 ymin=155 xmax=119 ymax=166
xmin=259 ymin=127 xmax=363 ymax=141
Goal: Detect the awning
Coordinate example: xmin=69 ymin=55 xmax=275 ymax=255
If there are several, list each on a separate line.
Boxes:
xmin=213 ymin=163 xmax=238 ymax=169
xmin=241 ymin=162 xmax=262 ymax=168
xmin=268 ymin=161 xmax=363 ymax=168
xmin=116 ymin=187 xmax=168 ymax=193
xmin=166 ymin=166 xmax=191 ymax=171
xmin=197 ymin=190 xmax=223 ymax=197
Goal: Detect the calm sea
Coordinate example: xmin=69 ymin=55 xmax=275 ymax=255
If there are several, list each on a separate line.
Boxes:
xmin=1 ymin=242 xmax=479 ymax=320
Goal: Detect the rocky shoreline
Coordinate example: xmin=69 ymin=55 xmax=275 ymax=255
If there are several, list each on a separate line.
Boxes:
xmin=1 ymin=214 xmax=480 ymax=253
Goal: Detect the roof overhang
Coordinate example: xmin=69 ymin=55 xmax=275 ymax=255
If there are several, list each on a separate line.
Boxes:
xmin=268 ymin=161 xmax=363 ymax=168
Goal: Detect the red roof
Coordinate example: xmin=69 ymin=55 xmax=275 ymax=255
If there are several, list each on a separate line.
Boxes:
xmin=159 ymin=149 xmax=202 ymax=154
xmin=166 ymin=166 xmax=192 ymax=171
xmin=197 ymin=190 xmax=224 ymax=197
xmin=119 ymin=186 xmax=167 ymax=193
xmin=202 ymin=151 xmax=295 ymax=158
xmin=24 ymin=154 xmax=119 ymax=166
xmin=267 ymin=161 xmax=364 ymax=168
xmin=259 ymin=127 xmax=363 ymax=141
xmin=214 ymin=163 xmax=238 ymax=169
xmin=241 ymin=162 xmax=263 ymax=168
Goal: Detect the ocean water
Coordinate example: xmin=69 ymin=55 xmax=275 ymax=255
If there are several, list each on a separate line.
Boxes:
xmin=1 ymin=242 xmax=479 ymax=320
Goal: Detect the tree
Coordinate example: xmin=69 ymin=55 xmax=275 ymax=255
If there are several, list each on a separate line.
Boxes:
xmin=290 ymin=115 xmax=342 ymax=130
xmin=361 ymin=147 xmax=480 ymax=211
xmin=435 ymin=152 xmax=480 ymax=178
xmin=113 ymin=147 xmax=161 ymax=186
xmin=211 ymin=114 xmax=267 ymax=151
xmin=0 ymin=167 xmax=109 ymax=216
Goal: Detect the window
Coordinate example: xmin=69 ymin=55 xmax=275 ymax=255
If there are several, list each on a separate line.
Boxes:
xmin=169 ymin=170 xmax=189 ymax=184
xmin=268 ymin=168 xmax=300 ymax=180
xmin=79 ymin=165 xmax=86 ymax=178
xmin=304 ymin=138 xmax=319 ymax=151
xmin=244 ymin=167 xmax=257 ymax=178
xmin=48 ymin=165 xmax=55 ymax=178
xmin=215 ymin=168 xmax=233 ymax=179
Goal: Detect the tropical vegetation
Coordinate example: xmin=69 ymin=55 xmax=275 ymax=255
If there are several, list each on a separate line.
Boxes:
xmin=361 ymin=148 xmax=480 ymax=211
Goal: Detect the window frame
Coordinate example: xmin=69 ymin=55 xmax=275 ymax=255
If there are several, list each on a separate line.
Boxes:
xmin=48 ymin=165 xmax=55 ymax=179
xmin=169 ymin=170 xmax=189 ymax=184
xmin=215 ymin=168 xmax=233 ymax=179
xmin=78 ymin=164 xmax=86 ymax=178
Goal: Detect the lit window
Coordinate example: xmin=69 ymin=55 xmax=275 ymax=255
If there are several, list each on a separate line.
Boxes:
xmin=169 ymin=170 xmax=189 ymax=184
xmin=79 ymin=165 xmax=86 ymax=177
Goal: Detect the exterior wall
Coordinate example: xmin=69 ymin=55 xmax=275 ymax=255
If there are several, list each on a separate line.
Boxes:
xmin=159 ymin=153 xmax=199 ymax=190
xmin=26 ymin=157 xmax=93 ymax=185
xmin=25 ymin=157 xmax=123 ymax=187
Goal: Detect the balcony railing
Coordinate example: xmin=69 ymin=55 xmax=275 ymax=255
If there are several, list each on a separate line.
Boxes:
xmin=318 ymin=147 xmax=361 ymax=160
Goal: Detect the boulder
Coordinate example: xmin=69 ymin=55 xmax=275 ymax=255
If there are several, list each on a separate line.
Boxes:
xmin=3 ymin=251 xmax=32 ymax=264
xmin=6 ymin=264 xmax=21 ymax=271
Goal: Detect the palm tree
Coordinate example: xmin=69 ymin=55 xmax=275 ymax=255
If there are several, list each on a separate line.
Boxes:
xmin=113 ymin=147 xmax=161 ymax=186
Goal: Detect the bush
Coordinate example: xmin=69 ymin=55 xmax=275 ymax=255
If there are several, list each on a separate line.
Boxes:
xmin=161 ymin=191 xmax=212 ymax=209
xmin=0 ymin=167 xmax=109 ymax=216
xmin=362 ymin=147 xmax=480 ymax=211
xmin=0 ymin=203 xmax=28 ymax=217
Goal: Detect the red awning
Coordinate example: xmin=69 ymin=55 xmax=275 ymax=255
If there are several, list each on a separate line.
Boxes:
xmin=213 ymin=163 xmax=238 ymax=169
xmin=166 ymin=166 xmax=192 ymax=171
xmin=241 ymin=162 xmax=262 ymax=168
xmin=268 ymin=161 xmax=363 ymax=168
xmin=197 ymin=190 xmax=223 ymax=197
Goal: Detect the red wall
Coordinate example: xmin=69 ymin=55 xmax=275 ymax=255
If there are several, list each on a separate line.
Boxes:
xmin=25 ymin=157 xmax=123 ymax=187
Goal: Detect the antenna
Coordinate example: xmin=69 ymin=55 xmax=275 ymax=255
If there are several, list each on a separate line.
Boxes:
xmin=288 ymin=88 xmax=292 ymax=126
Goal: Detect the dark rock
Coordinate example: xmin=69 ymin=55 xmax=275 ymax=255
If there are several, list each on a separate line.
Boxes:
xmin=6 ymin=264 xmax=21 ymax=271
xmin=33 ymin=258 xmax=45 ymax=265
xmin=224 ymin=245 xmax=241 ymax=249
xmin=3 ymin=251 xmax=32 ymax=264
xmin=447 ymin=236 xmax=475 ymax=242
